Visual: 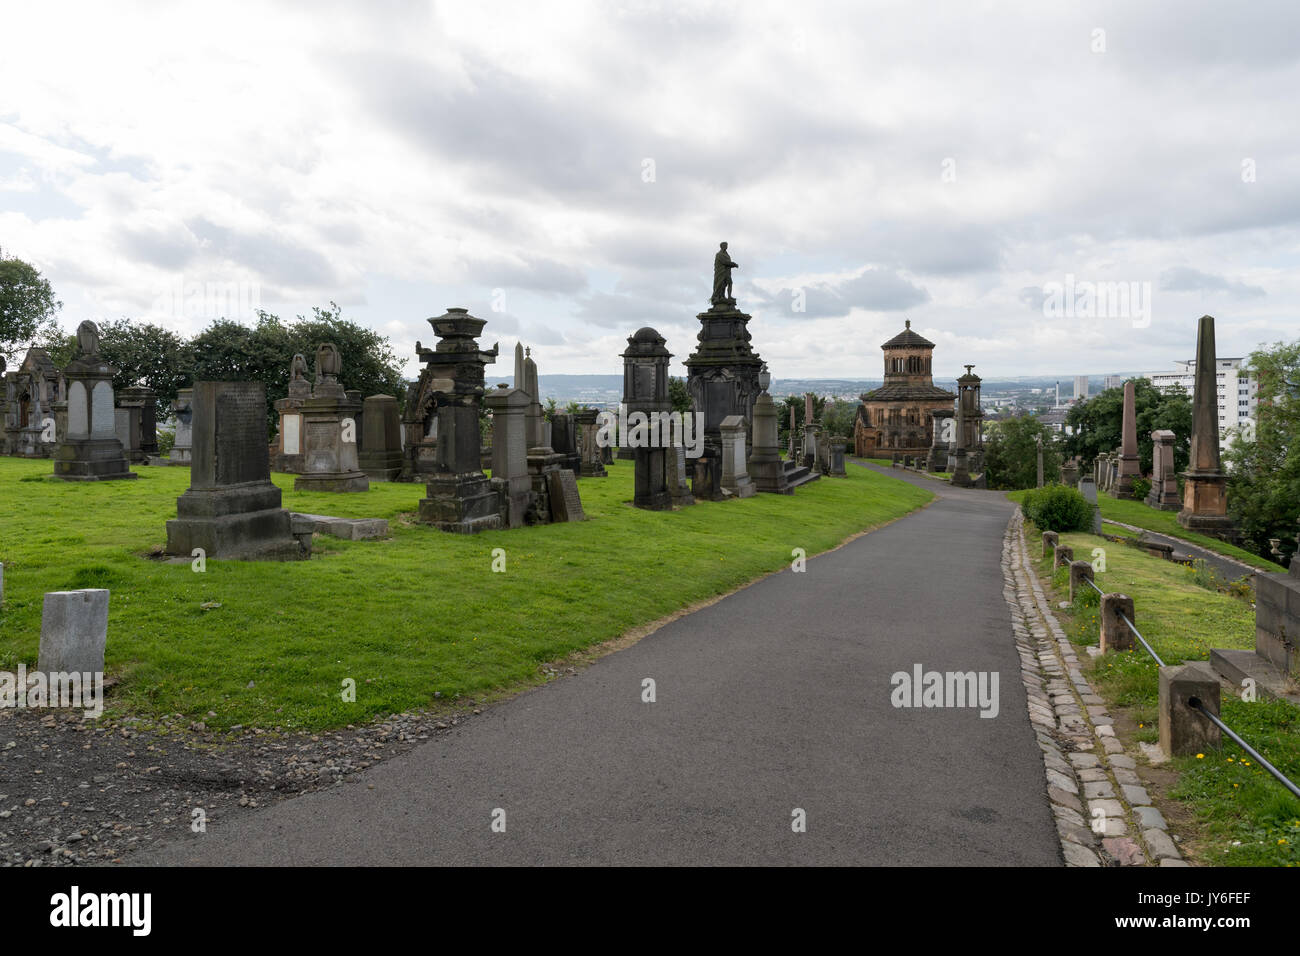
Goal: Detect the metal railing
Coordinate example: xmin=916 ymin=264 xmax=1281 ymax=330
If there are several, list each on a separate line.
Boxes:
xmin=1189 ymin=698 xmax=1300 ymax=800
xmin=1061 ymin=550 xmax=1298 ymax=800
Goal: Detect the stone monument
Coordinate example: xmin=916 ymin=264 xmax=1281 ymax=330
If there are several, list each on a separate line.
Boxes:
xmin=270 ymin=354 xmax=312 ymax=473
xmin=416 ymin=308 xmax=502 ymax=533
xmin=294 ymin=344 xmax=369 ymax=493
xmin=1112 ymin=380 xmax=1140 ymax=499
xmin=1146 ymin=429 xmax=1179 ymax=510
xmin=623 ymin=327 xmax=673 ymax=510
xmin=168 ymin=387 xmax=194 ymax=465
xmin=574 ymin=407 xmax=607 ymax=478
xmin=165 ymin=381 xmax=301 ymax=560
xmin=52 ymin=321 xmax=136 ymax=481
xmin=485 ymin=385 xmax=531 ymax=528
xmin=720 ymin=415 xmax=756 ymax=498
xmin=1178 ymin=316 xmax=1237 ymax=540
xmin=748 ymin=390 xmax=790 ymax=494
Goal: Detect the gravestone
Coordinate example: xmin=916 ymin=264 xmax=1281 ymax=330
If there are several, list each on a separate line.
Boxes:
xmin=828 ymin=436 xmax=847 ymax=476
xmin=1146 ymin=429 xmax=1179 ymax=510
xmin=295 ymin=344 xmax=369 ymax=492
xmin=948 ymin=385 xmax=973 ymax=488
xmin=165 ymin=381 xmax=301 ymax=560
xmin=551 ymin=413 xmax=582 ymax=476
xmin=748 ymin=391 xmax=789 ymax=494
xmin=485 ymin=385 xmax=531 ymax=528
xmin=1078 ymin=475 xmax=1103 ymax=534
xmin=1178 ymin=316 xmax=1238 ymax=540
xmin=358 ymin=394 xmax=404 ymax=481
xmin=520 ymin=346 xmax=566 ymax=522
xmin=670 ymin=445 xmax=695 ymax=506
xmin=117 ymin=387 xmax=157 ymax=462
xmin=927 ymin=408 xmax=952 ymax=472
xmin=547 ymin=468 xmax=586 ymax=522
xmin=416 ymin=308 xmax=503 ymax=533
xmin=719 ymin=415 xmax=756 ymax=498
xmin=168 ymin=387 xmax=194 ymax=465
xmin=53 ymin=321 xmax=136 ymax=481
xmin=623 ymin=327 xmax=673 ymax=510
xmin=38 ymin=589 xmax=109 ymax=674
xmin=574 ymin=407 xmax=607 ymax=478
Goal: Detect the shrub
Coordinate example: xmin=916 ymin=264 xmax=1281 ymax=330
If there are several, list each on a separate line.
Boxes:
xmin=1022 ymin=483 xmax=1093 ymax=533
xmin=1131 ymin=477 xmax=1151 ymax=501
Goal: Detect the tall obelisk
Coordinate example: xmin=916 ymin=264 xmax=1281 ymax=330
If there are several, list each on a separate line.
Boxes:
xmin=1177 ymin=315 xmax=1236 ymax=539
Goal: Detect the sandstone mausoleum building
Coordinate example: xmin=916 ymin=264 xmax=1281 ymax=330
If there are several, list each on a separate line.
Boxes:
xmin=853 ymin=320 xmax=955 ymax=460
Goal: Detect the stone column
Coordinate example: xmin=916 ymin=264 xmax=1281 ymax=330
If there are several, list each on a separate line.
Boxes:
xmin=359 ymin=394 xmax=404 ymax=481
xmin=1178 ymin=316 xmax=1237 ymax=539
xmin=1146 ymin=429 xmax=1178 ymax=509
xmin=1114 ymin=380 xmax=1140 ymax=498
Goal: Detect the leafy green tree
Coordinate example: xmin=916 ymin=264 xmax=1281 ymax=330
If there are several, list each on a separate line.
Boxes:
xmin=668 ymin=376 xmax=692 ymax=415
xmin=0 ymin=255 xmax=62 ymax=362
xmin=1225 ymin=340 xmax=1300 ymax=564
xmin=1063 ymin=379 xmax=1191 ymax=474
xmin=821 ymin=399 xmax=857 ymax=439
xmin=93 ymin=319 xmax=193 ymax=423
xmin=984 ymin=415 xmax=1062 ymax=490
xmin=778 ymin=393 xmax=826 ymax=448
xmin=188 ymin=303 xmax=405 ymax=437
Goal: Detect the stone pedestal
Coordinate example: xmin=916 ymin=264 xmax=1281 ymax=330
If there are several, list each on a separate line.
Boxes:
xmin=1159 ymin=663 xmax=1220 ymax=757
xmin=53 ymin=323 xmax=136 ymax=482
xmin=1078 ymin=476 xmax=1102 ymax=534
xmin=828 ymin=436 xmax=847 ymax=476
xmin=1146 ymin=429 xmax=1179 ymax=510
xmin=38 ymin=589 xmax=109 ymax=674
xmin=165 ymin=381 xmax=301 ymax=560
xmin=748 ymin=392 xmax=789 ymax=494
xmin=358 ymin=394 xmax=404 ymax=481
xmin=927 ymin=409 xmax=952 ymax=472
xmin=684 ymin=300 xmax=763 ymax=487
xmin=623 ymin=327 xmax=674 ymax=511
xmin=949 ymin=447 xmax=973 ymax=488
xmin=574 ymin=408 xmax=607 ymax=478
xmin=1178 ymin=315 xmax=1237 ymax=540
xmin=415 ymin=308 xmax=502 ymax=533
xmin=720 ymin=415 xmax=755 ymax=498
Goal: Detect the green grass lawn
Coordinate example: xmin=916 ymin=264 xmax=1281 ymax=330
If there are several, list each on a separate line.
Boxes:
xmin=0 ymin=456 xmax=932 ymax=732
xmin=1005 ymin=488 xmax=1283 ymax=573
xmin=1026 ymin=524 xmax=1300 ymax=866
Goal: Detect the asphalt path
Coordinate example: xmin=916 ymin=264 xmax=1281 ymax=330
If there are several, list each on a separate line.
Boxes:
xmin=137 ymin=463 xmax=1061 ymax=866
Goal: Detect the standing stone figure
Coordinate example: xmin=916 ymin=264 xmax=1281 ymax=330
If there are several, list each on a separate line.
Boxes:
xmin=711 ymin=242 xmax=739 ymax=305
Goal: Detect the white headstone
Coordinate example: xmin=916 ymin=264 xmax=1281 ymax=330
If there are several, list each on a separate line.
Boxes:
xmin=91 ymin=381 xmax=115 ymax=438
xmin=283 ymin=413 xmax=301 ymax=456
xmin=68 ymin=381 xmax=88 ymax=438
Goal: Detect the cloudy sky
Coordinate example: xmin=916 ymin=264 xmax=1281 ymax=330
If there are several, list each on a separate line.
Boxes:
xmin=2 ymin=0 xmax=1297 ymax=381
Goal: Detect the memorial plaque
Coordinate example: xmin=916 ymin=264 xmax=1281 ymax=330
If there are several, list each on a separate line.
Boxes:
xmin=91 ymin=381 xmax=115 ymax=438
xmin=68 ymin=381 xmax=88 ymax=438
xmin=283 ymin=413 xmax=301 ymax=455
xmin=213 ymin=386 xmax=271 ymax=486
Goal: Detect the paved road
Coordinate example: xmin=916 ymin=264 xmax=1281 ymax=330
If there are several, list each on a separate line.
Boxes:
xmin=138 ymin=464 xmax=1061 ymax=866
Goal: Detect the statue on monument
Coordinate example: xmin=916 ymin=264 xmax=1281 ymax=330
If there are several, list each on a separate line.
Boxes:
xmin=711 ymin=241 xmax=740 ymax=306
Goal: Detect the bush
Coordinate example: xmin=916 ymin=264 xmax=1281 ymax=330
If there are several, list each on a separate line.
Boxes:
xmin=1131 ymin=477 xmax=1151 ymax=501
xmin=1022 ymin=483 xmax=1093 ymax=532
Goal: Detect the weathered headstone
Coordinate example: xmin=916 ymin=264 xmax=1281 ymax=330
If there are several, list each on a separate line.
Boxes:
xmin=927 ymin=408 xmax=952 ymax=472
xmin=551 ymin=413 xmax=582 ymax=476
xmin=165 ymin=381 xmax=301 ymax=560
xmin=574 ymin=407 xmax=607 ymax=478
xmin=670 ymin=445 xmax=695 ymax=506
xmin=168 ymin=387 xmax=194 ymax=465
xmin=1146 ymin=429 xmax=1179 ymax=510
xmin=828 ymin=436 xmax=847 ymax=476
xmin=1078 ymin=475 xmax=1102 ymax=533
xmin=53 ymin=321 xmax=137 ymax=482
xmin=358 ymin=394 xmax=404 ymax=481
xmin=949 ymin=390 xmax=973 ymax=488
xmin=485 ymin=385 xmax=531 ymax=528
xmin=547 ymin=468 xmax=586 ymax=522
xmin=719 ymin=415 xmax=756 ymax=498
xmin=117 ymin=386 xmax=157 ymax=462
xmin=38 ymin=589 xmax=109 ymax=674
xmin=748 ymin=391 xmax=789 ymax=494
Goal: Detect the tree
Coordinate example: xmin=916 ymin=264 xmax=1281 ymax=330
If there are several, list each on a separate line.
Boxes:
xmin=0 ymin=255 xmax=62 ymax=363
xmin=1062 ymin=379 xmax=1192 ymax=474
xmin=821 ymin=399 xmax=857 ymax=439
xmin=1225 ymin=339 xmax=1300 ymax=564
xmin=984 ymin=415 xmax=1063 ymax=490
xmin=93 ymin=319 xmax=193 ymax=423
xmin=778 ymin=393 xmax=826 ymax=448
xmin=668 ymin=376 xmax=692 ymax=415
xmin=188 ymin=303 xmax=406 ymax=437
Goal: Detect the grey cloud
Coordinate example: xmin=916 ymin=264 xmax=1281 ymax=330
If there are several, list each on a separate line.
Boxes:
xmin=186 ymin=217 xmax=340 ymax=288
xmin=1159 ymin=266 xmax=1266 ymax=298
xmin=755 ymin=267 xmax=929 ymax=319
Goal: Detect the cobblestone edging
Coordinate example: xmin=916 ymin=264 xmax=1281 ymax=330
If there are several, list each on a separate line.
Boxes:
xmin=1003 ymin=510 xmax=1189 ymax=868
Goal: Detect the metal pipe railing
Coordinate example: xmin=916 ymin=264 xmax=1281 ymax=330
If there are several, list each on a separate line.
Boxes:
xmin=1188 ymin=697 xmax=1300 ymax=801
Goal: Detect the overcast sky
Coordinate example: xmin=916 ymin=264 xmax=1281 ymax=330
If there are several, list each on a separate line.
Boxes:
xmin=2 ymin=0 xmax=1297 ymax=382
